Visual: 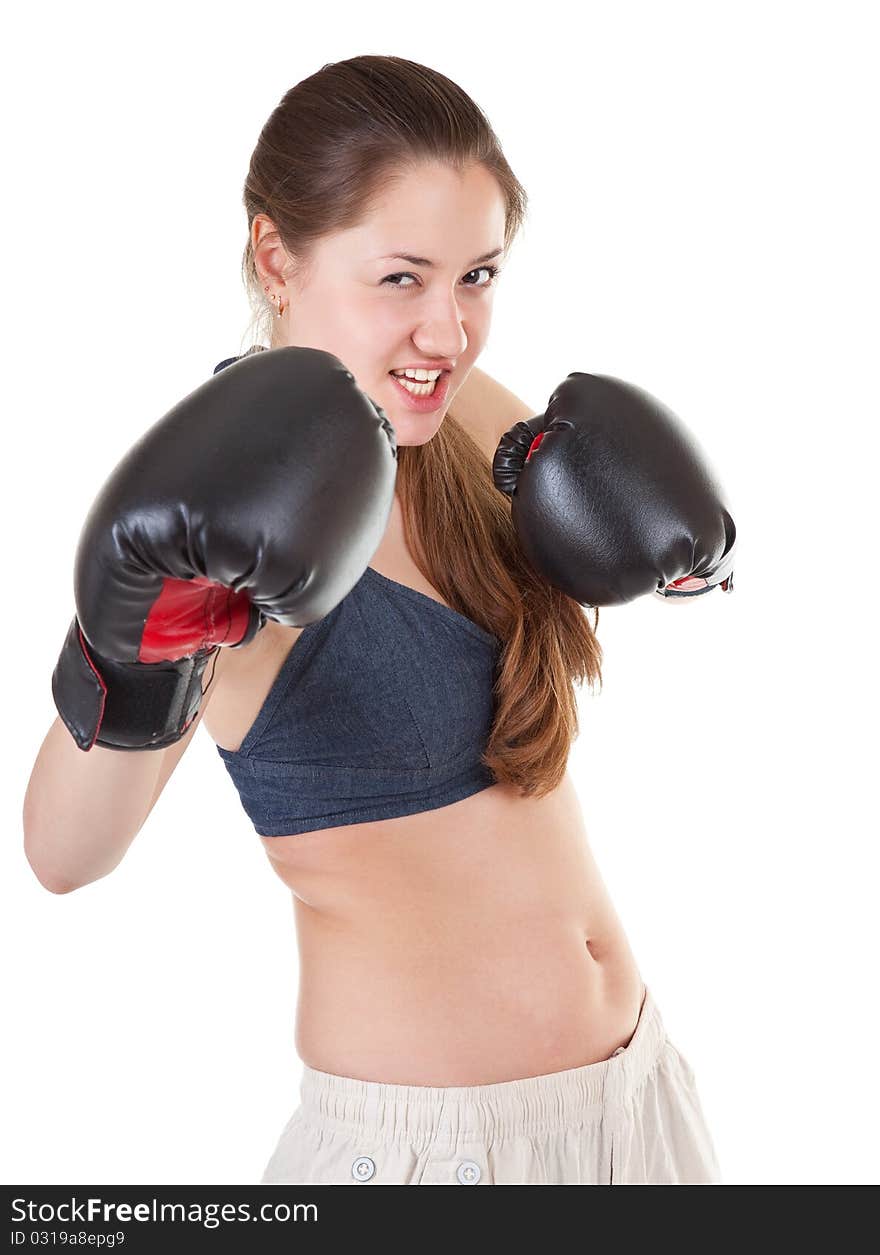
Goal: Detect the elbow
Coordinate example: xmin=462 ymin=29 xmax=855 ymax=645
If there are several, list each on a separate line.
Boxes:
xmin=22 ymin=835 xmax=84 ymax=895
xmin=29 ymin=863 xmax=81 ymax=895
xmin=40 ymin=875 xmax=80 ymax=895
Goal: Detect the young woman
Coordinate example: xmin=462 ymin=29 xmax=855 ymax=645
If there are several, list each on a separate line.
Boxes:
xmin=26 ymin=55 xmax=722 ymax=1185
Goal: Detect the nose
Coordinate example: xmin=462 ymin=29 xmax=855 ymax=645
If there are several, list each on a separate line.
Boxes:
xmin=411 ymin=293 xmax=470 ymax=363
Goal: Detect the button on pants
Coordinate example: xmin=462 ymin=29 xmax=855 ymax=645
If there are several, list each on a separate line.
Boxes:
xmin=259 ymin=985 xmax=720 ymax=1185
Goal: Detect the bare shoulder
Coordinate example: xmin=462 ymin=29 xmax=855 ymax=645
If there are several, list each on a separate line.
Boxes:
xmin=452 ymin=366 xmax=537 ymax=461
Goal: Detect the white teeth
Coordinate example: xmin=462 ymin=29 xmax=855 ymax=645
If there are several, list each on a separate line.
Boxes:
xmin=391 ymin=367 xmax=442 ymax=381
xmin=393 ymin=375 xmax=438 ymax=396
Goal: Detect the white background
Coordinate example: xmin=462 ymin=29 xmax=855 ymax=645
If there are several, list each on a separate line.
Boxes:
xmin=3 ymin=0 xmax=877 ymax=1186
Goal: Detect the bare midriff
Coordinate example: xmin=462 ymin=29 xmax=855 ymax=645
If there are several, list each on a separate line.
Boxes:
xmin=259 ymin=771 xmax=646 ymax=1086
xmin=205 ymin=490 xmax=645 ymax=1087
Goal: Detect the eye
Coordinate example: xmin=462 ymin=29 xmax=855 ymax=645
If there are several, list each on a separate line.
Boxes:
xmin=465 ymin=265 xmax=501 ymax=287
xmin=381 ymin=265 xmax=501 ymax=290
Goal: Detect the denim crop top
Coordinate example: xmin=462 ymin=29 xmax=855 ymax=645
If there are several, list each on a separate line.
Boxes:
xmin=212 ymin=351 xmax=502 ymax=837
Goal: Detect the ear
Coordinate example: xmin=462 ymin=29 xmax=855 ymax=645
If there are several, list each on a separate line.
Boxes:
xmin=453 ymin=366 xmax=538 ymax=462
xmin=251 ymin=213 xmax=297 ymax=291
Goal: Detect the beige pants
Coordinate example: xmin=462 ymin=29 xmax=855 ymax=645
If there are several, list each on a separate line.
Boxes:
xmin=260 ymin=984 xmax=720 ymax=1185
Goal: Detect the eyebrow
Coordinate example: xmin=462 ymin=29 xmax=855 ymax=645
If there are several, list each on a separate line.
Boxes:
xmin=376 ymin=247 xmax=504 ymax=268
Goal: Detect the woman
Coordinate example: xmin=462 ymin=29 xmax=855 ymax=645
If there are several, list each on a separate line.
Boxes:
xmin=30 ymin=54 xmax=722 ymax=1185
xmin=214 ymin=54 xmax=723 ymax=1186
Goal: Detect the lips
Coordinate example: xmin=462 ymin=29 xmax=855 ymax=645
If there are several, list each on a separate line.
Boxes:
xmin=387 ymin=369 xmax=451 ymax=412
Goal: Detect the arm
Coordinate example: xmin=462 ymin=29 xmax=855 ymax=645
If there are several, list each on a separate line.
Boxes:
xmin=23 ymin=685 xmax=217 ymax=894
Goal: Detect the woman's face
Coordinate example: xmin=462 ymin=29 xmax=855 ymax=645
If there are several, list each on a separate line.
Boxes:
xmin=260 ymin=161 xmax=507 ymax=447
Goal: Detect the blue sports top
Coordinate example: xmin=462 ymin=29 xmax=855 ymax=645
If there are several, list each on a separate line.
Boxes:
xmin=211 ymin=351 xmax=502 ymax=837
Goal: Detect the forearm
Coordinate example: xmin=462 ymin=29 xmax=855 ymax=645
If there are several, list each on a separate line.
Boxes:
xmin=22 ymin=716 xmax=165 ymax=892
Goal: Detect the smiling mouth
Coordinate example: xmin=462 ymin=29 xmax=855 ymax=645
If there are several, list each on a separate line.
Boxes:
xmin=388 ymin=370 xmax=449 ymax=395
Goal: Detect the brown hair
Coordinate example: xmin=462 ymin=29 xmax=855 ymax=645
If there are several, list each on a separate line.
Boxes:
xmin=239 ymin=55 xmax=602 ymax=798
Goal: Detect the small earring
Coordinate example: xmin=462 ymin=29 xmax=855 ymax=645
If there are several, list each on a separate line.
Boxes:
xmin=263 ymin=284 xmax=285 ymax=318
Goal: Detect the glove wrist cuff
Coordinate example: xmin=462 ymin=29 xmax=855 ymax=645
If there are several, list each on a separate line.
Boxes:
xmin=52 ymin=616 xmax=215 ymax=752
xmin=492 ymin=415 xmax=546 ymax=497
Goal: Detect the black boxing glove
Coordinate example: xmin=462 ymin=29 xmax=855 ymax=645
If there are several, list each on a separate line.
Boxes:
xmin=53 ymin=346 xmax=397 ymax=750
xmin=492 ymin=372 xmax=736 ymax=607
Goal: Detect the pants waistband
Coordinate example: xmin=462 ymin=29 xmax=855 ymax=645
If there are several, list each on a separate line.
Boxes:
xmin=296 ymin=984 xmax=665 ymax=1143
